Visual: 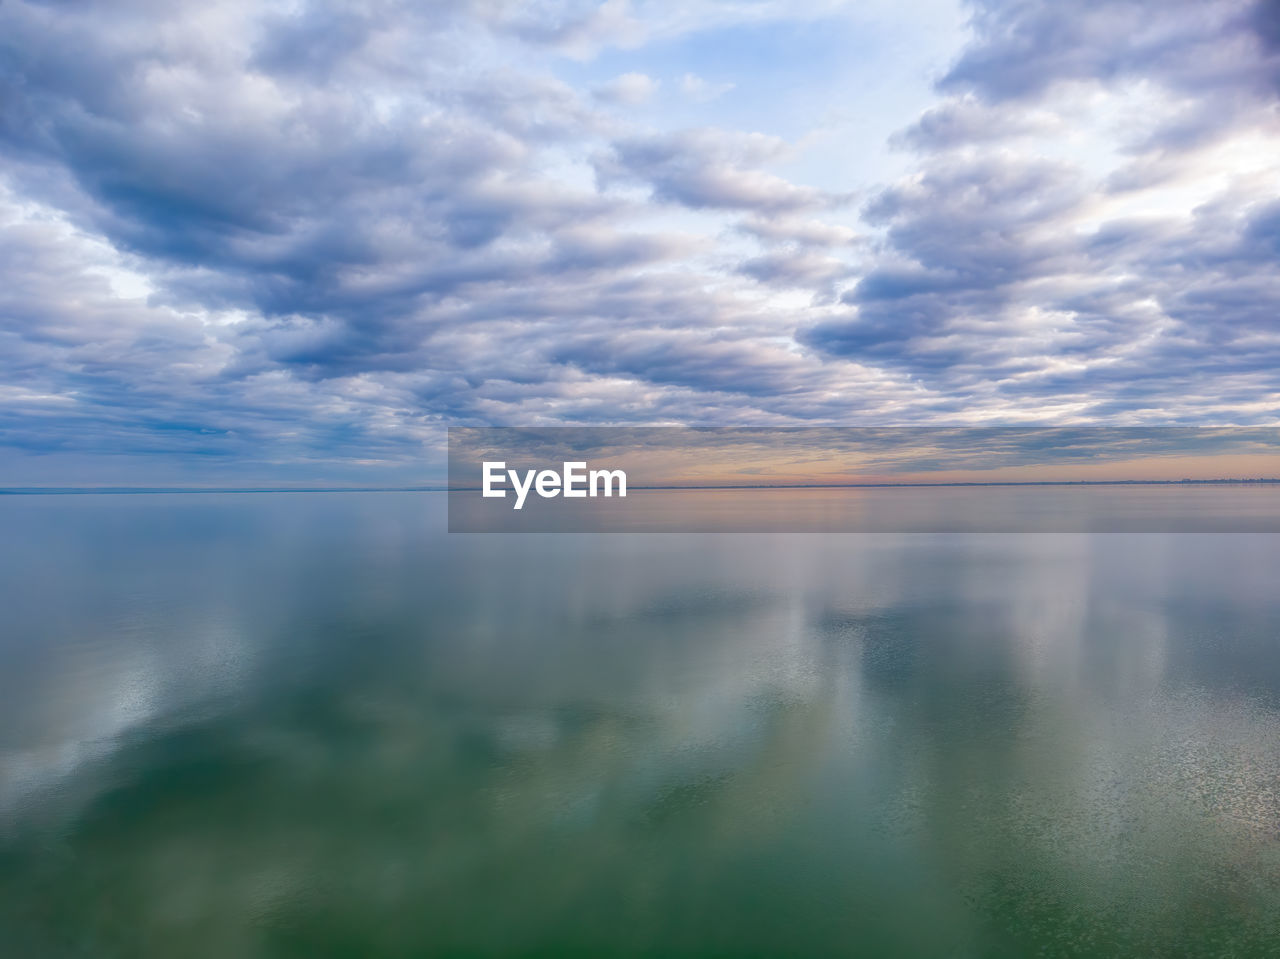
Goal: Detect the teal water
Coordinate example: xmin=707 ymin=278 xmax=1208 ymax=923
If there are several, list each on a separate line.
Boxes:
xmin=2 ymin=492 xmax=1280 ymax=957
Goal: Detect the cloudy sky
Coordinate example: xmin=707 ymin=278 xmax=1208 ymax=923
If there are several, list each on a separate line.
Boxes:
xmin=2 ymin=0 xmax=1278 ymax=485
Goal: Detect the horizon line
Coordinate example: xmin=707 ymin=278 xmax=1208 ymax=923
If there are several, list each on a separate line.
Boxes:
xmin=5 ymin=478 xmax=1280 ymax=495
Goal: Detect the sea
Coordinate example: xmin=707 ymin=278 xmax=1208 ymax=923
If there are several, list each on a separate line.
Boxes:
xmin=2 ymin=489 xmax=1279 ymax=956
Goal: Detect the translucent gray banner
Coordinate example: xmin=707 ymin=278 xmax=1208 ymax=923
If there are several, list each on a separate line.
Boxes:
xmin=447 ymin=427 xmax=1280 ymax=532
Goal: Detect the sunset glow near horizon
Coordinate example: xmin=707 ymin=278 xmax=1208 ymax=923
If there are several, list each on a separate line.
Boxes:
xmin=446 ymin=428 xmax=1280 ymax=490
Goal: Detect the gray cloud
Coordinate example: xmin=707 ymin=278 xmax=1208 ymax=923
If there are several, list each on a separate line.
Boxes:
xmin=1 ymin=0 xmax=1279 ymax=486
xmin=892 ymin=96 xmax=1061 ymax=151
xmin=803 ymin=0 xmax=1280 ymax=422
xmin=739 ymin=251 xmax=849 ymax=298
xmin=940 ymin=0 xmax=1277 ymax=103
xmin=597 ymin=128 xmax=833 ymax=212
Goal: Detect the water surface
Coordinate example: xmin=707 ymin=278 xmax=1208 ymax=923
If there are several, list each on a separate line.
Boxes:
xmin=2 ymin=492 xmax=1280 ymax=957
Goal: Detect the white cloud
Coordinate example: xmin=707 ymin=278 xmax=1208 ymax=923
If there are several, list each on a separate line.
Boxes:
xmin=595 ymin=71 xmax=659 ymax=105
xmin=679 ymin=72 xmax=736 ymax=102
xmin=0 ymin=0 xmax=1277 ymax=485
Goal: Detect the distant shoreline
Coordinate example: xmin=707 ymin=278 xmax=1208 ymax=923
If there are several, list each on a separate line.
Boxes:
xmin=4 ymin=479 xmax=1280 ymax=495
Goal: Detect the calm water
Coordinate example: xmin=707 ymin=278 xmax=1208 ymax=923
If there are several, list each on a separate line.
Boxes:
xmin=2 ymin=492 xmax=1280 ymax=957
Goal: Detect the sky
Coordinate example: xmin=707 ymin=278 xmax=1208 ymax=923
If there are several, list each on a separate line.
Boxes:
xmin=1 ymin=0 xmax=1278 ymax=486
xmin=448 ymin=427 xmax=1280 ymax=486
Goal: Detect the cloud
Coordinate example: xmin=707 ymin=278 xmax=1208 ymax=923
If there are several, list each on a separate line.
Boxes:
xmin=803 ymin=0 xmax=1280 ymax=423
xmin=597 ymin=128 xmax=833 ymax=212
xmin=739 ymin=251 xmax=848 ymax=300
xmin=939 ymin=0 xmax=1275 ymax=103
xmin=497 ymin=0 xmax=648 ymax=59
xmin=738 ymin=216 xmax=858 ymax=248
xmin=679 ymin=72 xmax=735 ymax=102
xmin=1 ymin=0 xmax=1278 ymax=485
xmin=892 ymin=96 xmax=1062 ymax=151
xmin=594 ymin=71 xmax=659 ymax=104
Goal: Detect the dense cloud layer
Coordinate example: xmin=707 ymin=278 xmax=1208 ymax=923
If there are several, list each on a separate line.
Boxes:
xmin=806 ymin=0 xmax=1280 ymax=422
xmin=1 ymin=0 xmax=1277 ymax=483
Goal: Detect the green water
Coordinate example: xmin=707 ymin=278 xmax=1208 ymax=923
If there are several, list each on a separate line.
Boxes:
xmin=2 ymin=492 xmax=1279 ymax=957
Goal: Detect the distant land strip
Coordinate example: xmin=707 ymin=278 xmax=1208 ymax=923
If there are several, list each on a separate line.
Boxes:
xmin=4 ymin=479 xmax=1280 ymax=495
